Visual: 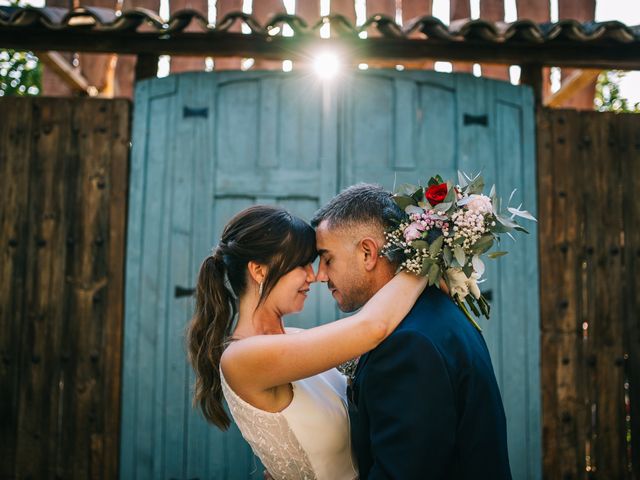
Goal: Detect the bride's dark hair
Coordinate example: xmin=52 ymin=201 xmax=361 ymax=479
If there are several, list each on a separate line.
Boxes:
xmin=186 ymin=205 xmax=317 ymax=429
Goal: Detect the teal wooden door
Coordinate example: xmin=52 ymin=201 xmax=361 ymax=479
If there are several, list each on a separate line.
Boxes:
xmin=341 ymin=70 xmax=541 ymax=480
xmin=122 ymin=70 xmax=540 ymax=479
xmin=121 ymin=71 xmax=338 ymax=479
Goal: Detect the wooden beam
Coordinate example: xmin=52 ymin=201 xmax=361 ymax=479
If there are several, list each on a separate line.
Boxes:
xmin=35 ymin=51 xmax=98 ymax=96
xmin=520 ymin=63 xmax=544 ymax=106
xmin=545 ymin=68 xmax=602 ymax=107
xmin=134 ymin=54 xmax=159 ymax=82
xmin=8 ymin=33 xmax=638 ymax=70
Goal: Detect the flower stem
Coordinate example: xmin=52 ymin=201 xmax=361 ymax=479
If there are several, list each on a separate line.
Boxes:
xmin=455 ymin=295 xmax=482 ymax=332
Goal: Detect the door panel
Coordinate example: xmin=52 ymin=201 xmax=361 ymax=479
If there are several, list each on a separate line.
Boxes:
xmin=341 ymin=71 xmax=541 ymax=480
xmin=123 ymin=70 xmax=541 ymax=479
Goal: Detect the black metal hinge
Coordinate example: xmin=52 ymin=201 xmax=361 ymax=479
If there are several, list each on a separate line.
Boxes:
xmin=463 ymin=114 xmax=488 ymax=126
xmin=183 ymin=106 xmax=208 ymax=118
xmin=175 ymin=286 xmax=195 ymax=298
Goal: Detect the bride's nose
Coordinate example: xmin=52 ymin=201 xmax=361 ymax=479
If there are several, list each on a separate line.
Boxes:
xmin=305 ymin=264 xmax=317 ymax=283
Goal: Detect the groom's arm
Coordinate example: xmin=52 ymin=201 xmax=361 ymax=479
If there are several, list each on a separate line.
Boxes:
xmin=362 ymin=330 xmax=456 ymax=480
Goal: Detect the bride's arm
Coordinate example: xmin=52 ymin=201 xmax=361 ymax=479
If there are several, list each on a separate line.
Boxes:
xmin=222 ymin=271 xmax=427 ymax=390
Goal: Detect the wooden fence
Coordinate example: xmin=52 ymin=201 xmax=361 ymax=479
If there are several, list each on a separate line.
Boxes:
xmin=0 ymin=97 xmax=129 ymax=479
xmin=537 ymin=109 xmax=640 ymax=479
xmin=2 ymin=97 xmax=640 ymax=478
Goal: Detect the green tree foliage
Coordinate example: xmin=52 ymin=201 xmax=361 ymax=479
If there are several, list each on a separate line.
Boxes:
xmin=595 ymin=70 xmax=640 ymax=113
xmin=0 ymin=50 xmax=42 ymax=97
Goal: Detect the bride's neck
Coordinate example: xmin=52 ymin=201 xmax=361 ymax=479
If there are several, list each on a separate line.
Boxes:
xmin=234 ymin=293 xmax=285 ymax=339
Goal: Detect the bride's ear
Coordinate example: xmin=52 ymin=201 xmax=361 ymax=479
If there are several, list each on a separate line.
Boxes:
xmin=360 ymin=237 xmax=380 ymax=272
xmin=247 ymin=261 xmax=267 ymax=285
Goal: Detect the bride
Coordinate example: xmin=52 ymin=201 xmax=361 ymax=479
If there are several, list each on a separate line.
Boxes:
xmin=186 ymin=205 xmax=426 ymax=479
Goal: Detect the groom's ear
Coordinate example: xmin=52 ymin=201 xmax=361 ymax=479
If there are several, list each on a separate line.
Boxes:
xmin=360 ymin=237 xmax=380 ymax=272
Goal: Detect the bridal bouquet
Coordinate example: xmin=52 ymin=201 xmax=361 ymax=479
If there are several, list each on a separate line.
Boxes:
xmin=381 ymin=172 xmax=536 ymax=330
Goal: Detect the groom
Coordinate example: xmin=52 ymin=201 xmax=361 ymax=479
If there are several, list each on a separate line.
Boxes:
xmin=311 ymin=184 xmax=512 ymax=479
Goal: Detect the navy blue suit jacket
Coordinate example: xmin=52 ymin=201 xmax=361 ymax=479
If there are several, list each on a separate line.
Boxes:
xmin=348 ymin=286 xmax=512 ymax=479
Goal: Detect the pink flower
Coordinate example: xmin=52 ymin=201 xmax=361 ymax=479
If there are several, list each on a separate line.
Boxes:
xmin=404 ymin=221 xmax=424 ymax=242
xmin=466 ymin=194 xmax=493 ymax=214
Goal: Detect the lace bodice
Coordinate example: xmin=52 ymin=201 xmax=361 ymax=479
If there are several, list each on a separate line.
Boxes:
xmin=221 ymin=368 xmax=358 ymax=480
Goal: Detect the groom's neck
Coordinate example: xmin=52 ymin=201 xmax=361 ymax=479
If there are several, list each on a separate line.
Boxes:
xmin=366 ymin=267 xmax=396 ymax=301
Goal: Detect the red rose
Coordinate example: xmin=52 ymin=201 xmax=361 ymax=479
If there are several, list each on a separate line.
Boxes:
xmin=425 ymin=183 xmax=448 ymax=206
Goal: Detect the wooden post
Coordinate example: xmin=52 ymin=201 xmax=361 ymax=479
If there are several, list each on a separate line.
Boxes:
xmin=134 ymin=54 xmax=159 ymax=82
xmin=521 ymin=63 xmax=544 ymax=107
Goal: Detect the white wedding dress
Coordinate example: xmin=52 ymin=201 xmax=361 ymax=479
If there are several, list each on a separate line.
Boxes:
xmin=220 ymin=366 xmax=358 ymax=480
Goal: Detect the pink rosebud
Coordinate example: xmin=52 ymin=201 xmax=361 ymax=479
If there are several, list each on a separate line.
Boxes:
xmin=404 ymin=222 xmax=424 ymax=242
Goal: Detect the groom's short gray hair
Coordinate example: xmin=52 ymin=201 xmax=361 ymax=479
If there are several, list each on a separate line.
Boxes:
xmin=310 ymin=183 xmax=403 ymax=233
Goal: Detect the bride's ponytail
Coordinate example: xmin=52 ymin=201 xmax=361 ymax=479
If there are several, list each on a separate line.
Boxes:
xmin=186 ymin=205 xmax=317 ymax=430
xmin=187 ymin=248 xmax=236 ymax=430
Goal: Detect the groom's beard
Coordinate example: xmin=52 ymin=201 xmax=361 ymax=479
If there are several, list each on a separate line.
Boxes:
xmin=329 ymin=278 xmax=371 ymax=313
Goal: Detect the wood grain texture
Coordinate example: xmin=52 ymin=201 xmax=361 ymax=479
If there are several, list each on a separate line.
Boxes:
xmin=538 ymin=108 xmax=638 ymax=479
xmin=0 ymin=97 xmax=129 ymax=479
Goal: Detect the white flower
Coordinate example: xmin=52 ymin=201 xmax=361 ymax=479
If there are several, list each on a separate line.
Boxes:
xmin=446 ymin=268 xmax=470 ymax=298
xmin=466 ymin=194 xmax=493 ymax=214
xmin=445 ymin=268 xmax=482 ymax=300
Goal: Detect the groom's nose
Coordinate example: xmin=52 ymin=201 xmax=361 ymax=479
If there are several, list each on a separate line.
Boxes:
xmin=316 ymin=261 xmax=329 ymax=283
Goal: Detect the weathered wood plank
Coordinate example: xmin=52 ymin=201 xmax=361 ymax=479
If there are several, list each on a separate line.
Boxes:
xmin=539 ymin=109 xmax=586 ymax=480
xmin=0 ymin=98 xmax=33 ymax=479
xmin=621 ymin=112 xmax=640 ymax=478
xmin=539 ymin=108 xmax=639 ymax=479
xmin=1 ymin=97 xmax=129 ymax=480
xmin=102 ymin=98 xmax=129 ymax=480
xmin=14 ymin=99 xmax=73 ymax=479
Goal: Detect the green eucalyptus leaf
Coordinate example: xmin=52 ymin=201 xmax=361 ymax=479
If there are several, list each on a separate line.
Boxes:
xmin=394 ymin=195 xmax=417 ymax=211
xmin=397 ymin=183 xmax=420 ymax=196
xmin=443 ymin=183 xmax=456 ymax=203
xmin=421 ymin=257 xmax=436 ymax=276
xmin=443 ymin=245 xmax=453 ymax=266
xmin=428 ymin=263 xmax=440 ymax=286
xmin=454 ymin=245 xmax=466 ymax=266
xmin=411 ymin=187 xmax=425 ymax=203
xmin=472 ymin=234 xmax=494 ymax=254
xmin=458 ymin=171 xmax=469 ymax=188
xmin=428 ymin=235 xmax=444 ymax=256
xmin=496 ymin=214 xmax=520 ymax=230
xmin=508 ymin=207 xmax=537 ymax=222
xmin=462 ymin=264 xmax=474 ymax=277
xmin=467 ymin=175 xmax=485 ymax=195
xmin=411 ymin=240 xmax=429 ymax=251
xmin=487 ymin=251 xmax=508 ymax=259
xmin=434 ymin=201 xmax=453 ymax=213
